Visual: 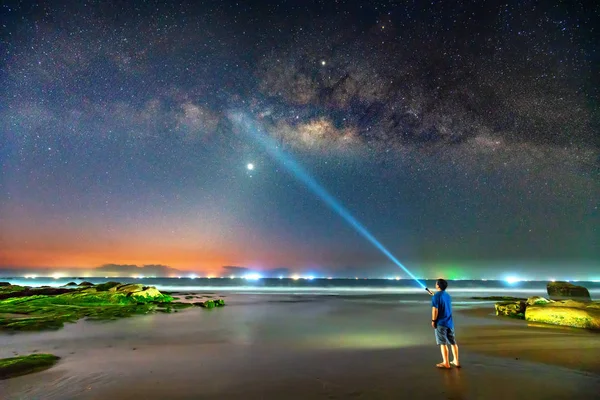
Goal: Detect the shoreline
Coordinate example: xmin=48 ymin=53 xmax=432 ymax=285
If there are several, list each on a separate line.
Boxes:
xmin=1 ymin=292 xmax=598 ymax=399
xmin=457 ymin=306 xmax=600 ymax=374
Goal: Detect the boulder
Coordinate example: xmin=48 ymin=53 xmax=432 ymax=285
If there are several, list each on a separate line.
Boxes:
xmin=131 ymin=287 xmax=162 ymax=299
xmin=78 ymin=281 xmax=94 ymax=287
xmin=95 ymin=281 xmax=121 ymax=291
xmin=526 ymin=296 xmax=552 ymax=306
xmin=546 ymin=281 xmax=591 ymax=301
xmin=63 ymin=282 xmax=78 ymax=287
xmin=526 ymin=304 xmax=600 ymax=330
xmin=495 ymin=300 xmax=526 ymax=318
xmin=114 ymin=283 xmax=145 ymax=293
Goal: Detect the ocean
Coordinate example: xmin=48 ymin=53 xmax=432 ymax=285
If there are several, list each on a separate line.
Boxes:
xmin=5 ymin=277 xmax=600 ymax=299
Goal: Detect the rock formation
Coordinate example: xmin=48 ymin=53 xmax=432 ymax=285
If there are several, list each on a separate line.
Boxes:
xmin=546 ymin=281 xmax=591 ymax=301
xmin=493 ymin=282 xmax=598 ymax=330
xmin=526 ymin=301 xmax=600 ymax=329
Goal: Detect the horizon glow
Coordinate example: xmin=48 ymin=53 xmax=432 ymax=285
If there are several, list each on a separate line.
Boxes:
xmin=231 ymin=112 xmax=426 ymax=289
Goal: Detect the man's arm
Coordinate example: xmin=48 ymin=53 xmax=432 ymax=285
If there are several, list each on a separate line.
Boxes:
xmin=431 ymin=307 xmax=438 ymax=328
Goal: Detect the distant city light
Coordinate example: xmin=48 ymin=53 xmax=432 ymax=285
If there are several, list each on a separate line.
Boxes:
xmin=505 ymin=276 xmax=520 ymax=284
xmin=24 ymin=274 xmax=37 ymax=279
xmin=230 ymin=275 xmax=236 ymax=279
xmin=292 ymin=274 xmax=300 ymax=280
xmin=278 ymin=276 xmax=283 ymax=279
xmin=189 ymin=274 xmax=197 ymax=279
xmin=52 ymin=273 xmax=64 ymax=279
xmin=244 ymin=273 xmax=262 ymax=281
xmin=306 ymin=275 xmax=315 ymax=280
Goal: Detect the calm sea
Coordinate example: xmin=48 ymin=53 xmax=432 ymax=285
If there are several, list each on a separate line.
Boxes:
xmin=4 ymin=277 xmax=600 ymax=299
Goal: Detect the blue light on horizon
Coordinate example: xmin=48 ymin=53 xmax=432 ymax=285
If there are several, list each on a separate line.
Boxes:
xmin=230 ymin=112 xmax=426 ymax=289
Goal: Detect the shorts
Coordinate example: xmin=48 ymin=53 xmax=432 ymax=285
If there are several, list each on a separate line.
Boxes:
xmin=434 ymin=325 xmax=456 ymax=345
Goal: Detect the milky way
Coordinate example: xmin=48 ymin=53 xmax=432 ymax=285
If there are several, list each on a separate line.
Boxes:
xmin=1 ymin=1 xmax=598 ymax=278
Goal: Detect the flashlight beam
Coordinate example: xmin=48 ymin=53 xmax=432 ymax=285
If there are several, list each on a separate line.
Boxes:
xmin=231 ymin=112 xmax=426 ymax=289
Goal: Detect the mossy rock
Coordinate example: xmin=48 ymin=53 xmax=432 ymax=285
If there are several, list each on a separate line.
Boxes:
xmin=495 ymin=301 xmax=526 ymax=319
xmin=526 ymin=305 xmax=600 ymax=330
xmin=0 ymin=284 xmax=175 ymax=332
xmin=526 ymin=296 xmax=552 ymax=306
xmin=95 ymin=281 xmax=120 ymax=291
xmin=0 ymin=354 xmax=60 ymax=380
xmin=78 ymin=281 xmax=94 ymax=287
xmin=195 ymin=299 xmax=225 ymax=308
xmin=547 ymin=281 xmax=591 ymax=301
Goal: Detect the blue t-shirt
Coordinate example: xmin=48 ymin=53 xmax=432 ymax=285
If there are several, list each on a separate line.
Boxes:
xmin=431 ymin=291 xmax=454 ymax=329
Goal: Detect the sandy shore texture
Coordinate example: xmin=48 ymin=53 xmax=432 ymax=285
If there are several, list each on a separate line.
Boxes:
xmin=1 ymin=293 xmax=599 ymax=399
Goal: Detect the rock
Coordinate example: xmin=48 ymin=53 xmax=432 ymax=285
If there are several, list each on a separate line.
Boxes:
xmin=0 ymin=282 xmax=11 ymax=287
xmin=194 ymin=299 xmax=225 ymax=308
xmin=0 ymin=286 xmax=72 ymax=300
xmin=495 ymin=301 xmax=526 ymax=318
xmin=95 ymin=282 xmax=121 ymax=291
xmin=131 ymin=287 xmax=162 ymax=299
xmin=526 ymin=296 xmax=552 ymax=306
xmin=0 ymin=354 xmax=61 ymax=380
xmin=113 ymin=283 xmax=145 ymax=293
xmin=63 ymin=282 xmax=78 ymax=287
xmin=526 ymin=303 xmax=600 ymax=330
xmin=78 ymin=281 xmax=94 ymax=287
xmin=547 ymin=281 xmax=591 ymax=301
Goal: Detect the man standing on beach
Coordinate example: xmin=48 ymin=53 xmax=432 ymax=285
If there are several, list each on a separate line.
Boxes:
xmin=430 ymin=278 xmax=460 ymax=369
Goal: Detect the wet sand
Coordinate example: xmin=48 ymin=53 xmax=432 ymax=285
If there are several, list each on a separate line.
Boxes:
xmin=1 ymin=294 xmax=599 ymax=399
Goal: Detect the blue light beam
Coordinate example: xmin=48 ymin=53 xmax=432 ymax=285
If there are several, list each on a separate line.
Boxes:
xmin=230 ymin=112 xmax=426 ymax=289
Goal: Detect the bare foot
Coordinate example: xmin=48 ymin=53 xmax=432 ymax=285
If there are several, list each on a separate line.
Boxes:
xmin=436 ymin=363 xmax=451 ymax=369
xmin=451 ymin=361 xmax=461 ymax=368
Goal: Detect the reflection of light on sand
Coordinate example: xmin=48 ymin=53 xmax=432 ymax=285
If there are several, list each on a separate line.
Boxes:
xmin=299 ymin=333 xmax=420 ymax=350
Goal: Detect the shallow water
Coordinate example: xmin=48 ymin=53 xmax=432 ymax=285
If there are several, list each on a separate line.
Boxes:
xmin=1 ymin=293 xmax=599 ymax=399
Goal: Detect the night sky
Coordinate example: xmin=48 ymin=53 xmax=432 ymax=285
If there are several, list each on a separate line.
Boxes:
xmin=1 ymin=0 xmax=598 ymax=278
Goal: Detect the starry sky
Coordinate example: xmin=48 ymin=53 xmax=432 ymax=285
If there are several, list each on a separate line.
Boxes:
xmin=1 ymin=0 xmax=598 ymax=278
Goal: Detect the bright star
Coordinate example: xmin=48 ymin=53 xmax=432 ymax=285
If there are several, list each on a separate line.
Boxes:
xmin=247 ymin=163 xmax=254 ymax=170
xmin=321 ymin=60 xmax=326 ymax=66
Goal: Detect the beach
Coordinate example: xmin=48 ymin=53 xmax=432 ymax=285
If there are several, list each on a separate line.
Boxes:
xmin=1 ymin=292 xmax=599 ymax=399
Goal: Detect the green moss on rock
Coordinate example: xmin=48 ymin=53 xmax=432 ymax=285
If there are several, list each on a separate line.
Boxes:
xmin=525 ymin=303 xmax=600 ymax=330
xmin=0 ymin=283 xmax=225 ymax=332
xmin=495 ymin=301 xmax=526 ymax=319
xmin=95 ymin=281 xmax=121 ymax=291
xmin=0 ymin=283 xmax=176 ymax=332
xmin=0 ymin=354 xmax=60 ymax=380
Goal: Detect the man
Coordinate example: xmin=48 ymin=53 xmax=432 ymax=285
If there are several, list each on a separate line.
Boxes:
xmin=429 ymin=278 xmax=460 ymax=369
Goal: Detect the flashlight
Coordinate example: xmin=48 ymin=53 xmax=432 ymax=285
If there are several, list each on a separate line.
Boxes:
xmin=425 ymin=287 xmax=433 ymax=295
